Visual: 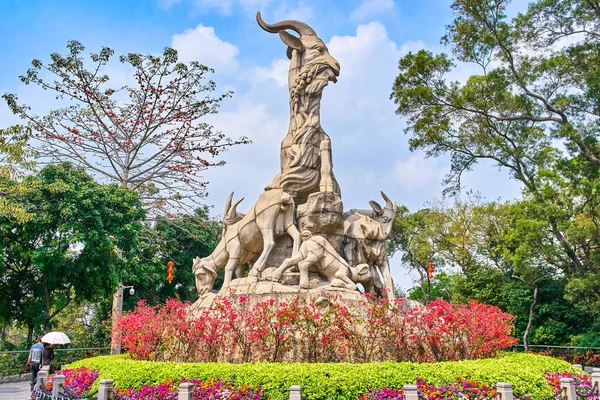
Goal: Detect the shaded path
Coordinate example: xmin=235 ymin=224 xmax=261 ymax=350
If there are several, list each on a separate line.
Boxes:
xmin=0 ymin=381 xmax=31 ymax=400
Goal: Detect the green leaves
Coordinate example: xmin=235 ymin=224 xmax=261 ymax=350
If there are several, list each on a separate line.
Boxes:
xmin=67 ymin=353 xmax=575 ymax=399
xmin=0 ymin=163 xmax=144 ymax=331
xmin=391 ymin=0 xmax=600 ymax=307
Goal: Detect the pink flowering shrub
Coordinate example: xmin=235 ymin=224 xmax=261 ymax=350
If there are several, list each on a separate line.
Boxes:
xmin=112 ymin=295 xmax=517 ymax=363
xmin=113 ymin=378 xmax=264 ymax=400
xmin=44 ymin=366 xmax=98 ymax=395
xmin=360 ymin=372 xmax=599 ymax=399
xmin=546 ymin=371 xmax=598 ymax=398
xmin=360 ymin=377 xmax=497 ymax=400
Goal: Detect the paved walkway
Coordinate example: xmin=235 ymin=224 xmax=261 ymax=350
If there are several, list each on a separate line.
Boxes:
xmin=0 ymin=381 xmax=31 ymax=400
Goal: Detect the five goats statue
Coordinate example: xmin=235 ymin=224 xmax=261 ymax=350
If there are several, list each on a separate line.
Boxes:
xmin=192 ymin=12 xmax=398 ymax=302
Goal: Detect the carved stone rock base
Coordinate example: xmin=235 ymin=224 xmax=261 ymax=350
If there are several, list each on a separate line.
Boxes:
xmin=191 ymin=274 xmax=367 ymax=312
xmin=297 ymin=191 xmax=345 ymax=254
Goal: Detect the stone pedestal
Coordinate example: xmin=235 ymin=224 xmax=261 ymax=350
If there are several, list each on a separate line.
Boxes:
xmin=297 ymin=192 xmax=344 ymax=253
xmin=191 ymin=276 xmax=366 ymax=312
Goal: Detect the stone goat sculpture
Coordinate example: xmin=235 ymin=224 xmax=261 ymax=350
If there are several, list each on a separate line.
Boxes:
xmin=269 ymin=232 xmax=375 ymax=291
xmin=344 ymin=192 xmax=398 ymax=300
xmin=257 ymin=11 xmax=341 ymax=203
xmin=193 ymin=189 xmax=301 ymax=294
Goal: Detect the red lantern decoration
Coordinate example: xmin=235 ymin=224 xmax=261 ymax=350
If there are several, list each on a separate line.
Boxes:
xmin=428 ymin=273 xmax=434 ymax=279
xmin=166 ymin=261 xmax=175 ymax=283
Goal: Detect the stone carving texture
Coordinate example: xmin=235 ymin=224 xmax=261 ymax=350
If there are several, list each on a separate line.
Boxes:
xmin=257 ymin=12 xmax=341 ymax=204
xmin=192 ymin=12 xmax=398 ymax=305
xmin=193 ymin=189 xmax=300 ymax=294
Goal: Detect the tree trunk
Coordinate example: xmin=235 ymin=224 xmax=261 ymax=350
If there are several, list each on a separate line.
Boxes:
xmin=27 ymin=324 xmax=34 ymax=343
xmin=523 ymin=285 xmax=538 ymax=351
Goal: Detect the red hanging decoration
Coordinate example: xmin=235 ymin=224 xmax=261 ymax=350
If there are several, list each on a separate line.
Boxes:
xmin=166 ymin=261 xmax=175 ymax=283
xmin=427 ymin=262 xmax=434 ymax=279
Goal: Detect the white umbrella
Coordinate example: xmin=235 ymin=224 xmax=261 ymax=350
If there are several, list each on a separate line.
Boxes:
xmin=40 ymin=332 xmax=71 ymax=345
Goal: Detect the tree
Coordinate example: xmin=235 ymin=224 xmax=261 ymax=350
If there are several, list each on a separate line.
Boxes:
xmin=393 ymin=198 xmax=595 ymax=348
xmin=0 ymin=163 xmax=144 ymax=335
xmin=391 ymin=0 xmax=600 ymax=305
xmin=388 ymin=206 xmax=442 ymax=304
xmin=121 ymin=208 xmax=222 ymax=308
xmin=0 ymin=125 xmax=37 ymax=222
xmin=4 ymin=41 xmax=249 ymax=218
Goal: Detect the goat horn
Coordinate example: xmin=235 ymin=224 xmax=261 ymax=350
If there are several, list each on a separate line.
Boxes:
xmin=229 ymin=197 xmax=244 ymax=218
xmin=224 ymin=192 xmax=233 ymax=215
xmin=256 ymin=11 xmax=316 ymax=36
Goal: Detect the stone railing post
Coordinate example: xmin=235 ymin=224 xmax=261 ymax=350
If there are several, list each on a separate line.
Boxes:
xmin=572 ymin=364 xmax=583 ymax=370
xmin=179 ymin=382 xmax=195 ymax=400
xmin=496 ymin=382 xmax=513 ymax=400
xmin=592 ymin=372 xmax=600 ymax=391
xmin=52 ymin=374 xmax=65 ymax=398
xmin=560 ymin=377 xmax=576 ymax=400
xmin=97 ymin=379 xmax=115 ymax=400
xmin=289 ymin=385 xmax=302 ymax=400
xmin=35 ymin=369 xmax=47 ymax=391
xmin=403 ymin=384 xmax=419 ymax=400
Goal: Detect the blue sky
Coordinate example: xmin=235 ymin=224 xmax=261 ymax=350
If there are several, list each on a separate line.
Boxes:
xmin=0 ymin=0 xmax=527 ymax=289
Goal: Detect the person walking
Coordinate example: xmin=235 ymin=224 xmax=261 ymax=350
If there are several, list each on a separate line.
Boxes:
xmin=41 ymin=343 xmax=55 ymax=373
xmin=27 ymin=338 xmax=44 ymax=390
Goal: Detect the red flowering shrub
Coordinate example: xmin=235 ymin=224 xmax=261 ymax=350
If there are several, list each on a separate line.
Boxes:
xmin=112 ymin=295 xmax=517 ymax=362
xmin=386 ymin=299 xmax=517 ymax=362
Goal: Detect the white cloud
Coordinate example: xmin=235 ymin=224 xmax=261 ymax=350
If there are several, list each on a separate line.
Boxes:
xmin=271 ymin=0 xmax=313 ymax=21
xmin=171 ymin=24 xmax=240 ymax=73
xmin=251 ymin=59 xmax=288 ymax=87
xmin=350 ymin=0 xmax=395 ymax=21
xmin=159 ymin=0 xmax=271 ymax=15
xmin=394 ymin=152 xmax=446 ymax=191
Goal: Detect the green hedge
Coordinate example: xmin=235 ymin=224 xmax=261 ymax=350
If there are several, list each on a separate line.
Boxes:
xmin=67 ymin=352 xmax=576 ymax=400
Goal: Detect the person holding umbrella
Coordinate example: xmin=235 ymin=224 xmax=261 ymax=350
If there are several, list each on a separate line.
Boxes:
xmin=39 ymin=332 xmax=70 ymax=373
xmin=41 ymin=342 xmax=55 ymax=372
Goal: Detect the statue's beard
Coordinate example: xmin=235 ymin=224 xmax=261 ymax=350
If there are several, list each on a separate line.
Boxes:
xmin=304 ymin=76 xmax=330 ymax=96
xmin=291 ymin=64 xmax=337 ymax=102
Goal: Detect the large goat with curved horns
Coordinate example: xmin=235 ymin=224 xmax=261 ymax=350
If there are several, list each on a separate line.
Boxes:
xmin=257 ymin=11 xmax=342 ymax=204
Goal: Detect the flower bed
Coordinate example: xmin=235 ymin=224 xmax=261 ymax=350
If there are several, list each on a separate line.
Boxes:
xmin=66 ymin=352 xmax=577 ymax=399
xmin=360 ymin=372 xmax=597 ymax=399
xmin=113 ymin=296 xmax=517 ymax=363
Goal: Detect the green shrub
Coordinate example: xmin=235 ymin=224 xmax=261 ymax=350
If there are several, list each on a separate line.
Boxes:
xmin=67 ymin=352 xmax=576 ymax=399
xmin=0 ymin=353 xmax=27 ymax=376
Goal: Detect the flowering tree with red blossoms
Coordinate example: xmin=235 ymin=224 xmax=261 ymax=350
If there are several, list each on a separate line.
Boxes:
xmin=4 ymin=40 xmax=249 ymax=218
xmin=113 ymin=296 xmax=517 ymax=363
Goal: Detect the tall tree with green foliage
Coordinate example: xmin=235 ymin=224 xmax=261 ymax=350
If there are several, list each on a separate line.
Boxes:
xmin=121 ymin=207 xmax=222 ymax=308
xmin=394 ymin=198 xmax=594 ymax=348
xmin=0 ymin=125 xmax=37 ymax=222
xmin=391 ymin=0 xmax=600 ymax=308
xmin=0 ymin=163 xmax=144 ymax=337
